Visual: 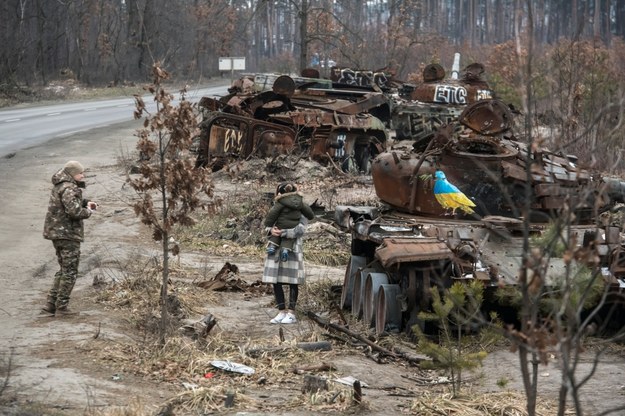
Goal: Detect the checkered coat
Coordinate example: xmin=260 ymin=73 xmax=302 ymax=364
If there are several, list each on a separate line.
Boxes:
xmin=262 ymin=218 xmax=308 ymax=285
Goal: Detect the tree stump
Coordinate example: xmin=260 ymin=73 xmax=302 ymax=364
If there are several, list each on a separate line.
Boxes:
xmin=302 ymin=375 xmax=328 ymax=393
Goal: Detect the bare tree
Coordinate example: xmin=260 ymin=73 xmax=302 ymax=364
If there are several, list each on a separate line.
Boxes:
xmin=129 ymin=63 xmax=214 ymax=344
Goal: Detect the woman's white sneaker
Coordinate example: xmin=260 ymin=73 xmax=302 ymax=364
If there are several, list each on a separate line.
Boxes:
xmin=281 ymin=312 xmax=297 ymax=324
xmin=270 ymin=311 xmax=287 ymax=324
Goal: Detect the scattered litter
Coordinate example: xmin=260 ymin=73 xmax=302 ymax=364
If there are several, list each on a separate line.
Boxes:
xmin=203 ymin=372 xmax=215 ymax=379
xmin=111 ymin=374 xmax=122 ymax=381
xmin=211 ymin=360 xmax=255 ymax=375
xmin=540 ymin=372 xmax=550 ymax=377
xmin=334 ymin=376 xmax=369 ymax=387
xmin=182 ymin=382 xmax=199 ymax=390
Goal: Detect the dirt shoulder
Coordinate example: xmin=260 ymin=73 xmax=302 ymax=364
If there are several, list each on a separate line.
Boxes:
xmin=0 ymin=122 xmax=161 ymax=413
xmin=1 ymin=121 xmax=624 ymax=416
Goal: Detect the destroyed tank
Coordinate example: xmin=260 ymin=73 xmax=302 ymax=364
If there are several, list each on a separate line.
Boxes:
xmin=335 ymin=67 xmax=625 ymax=336
xmin=195 ymin=73 xmax=391 ymax=173
xmin=391 ymin=59 xmax=495 ymax=144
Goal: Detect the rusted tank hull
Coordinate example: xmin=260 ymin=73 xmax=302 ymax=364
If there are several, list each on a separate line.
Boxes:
xmin=373 ymin=99 xmax=606 ymax=222
xmin=336 ymin=204 xmax=625 ymax=335
xmin=372 ymin=146 xmax=605 ymax=222
xmin=391 ymin=65 xmax=497 ymax=143
xmin=195 ymin=112 xmax=296 ymax=168
xmin=371 ymin=143 xmax=524 ymax=219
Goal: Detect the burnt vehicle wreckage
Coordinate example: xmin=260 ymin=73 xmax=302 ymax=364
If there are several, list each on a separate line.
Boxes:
xmin=195 ymin=58 xmax=625 ymax=335
xmin=195 ymin=70 xmax=390 ymax=173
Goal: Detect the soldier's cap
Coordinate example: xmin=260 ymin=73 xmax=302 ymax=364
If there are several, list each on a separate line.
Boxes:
xmin=64 ymin=161 xmax=85 ymax=176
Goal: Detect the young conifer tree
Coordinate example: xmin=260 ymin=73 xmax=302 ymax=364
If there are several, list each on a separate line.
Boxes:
xmin=414 ymin=280 xmax=488 ymax=397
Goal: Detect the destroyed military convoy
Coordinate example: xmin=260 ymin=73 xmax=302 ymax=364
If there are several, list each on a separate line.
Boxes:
xmin=195 ymin=56 xmax=625 ymax=336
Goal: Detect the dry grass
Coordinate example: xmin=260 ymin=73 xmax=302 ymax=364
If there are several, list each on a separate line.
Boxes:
xmin=175 ymin=174 xmax=352 ymax=267
xmin=89 ymin=255 xmax=357 ymax=413
xmin=84 ymin=324 xmax=362 ymax=414
xmin=410 ymin=391 xmax=569 ymax=415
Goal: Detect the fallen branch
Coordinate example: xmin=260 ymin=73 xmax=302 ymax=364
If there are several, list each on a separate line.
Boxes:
xmin=325 ymin=152 xmax=350 ymax=177
xmin=306 ymin=311 xmax=428 ymax=364
xmin=246 ymin=341 xmax=331 ymax=359
xmin=297 ymin=341 xmax=332 ymax=351
xmin=332 ymin=301 xmax=348 ymax=326
xmin=292 ymin=362 xmax=337 ymax=374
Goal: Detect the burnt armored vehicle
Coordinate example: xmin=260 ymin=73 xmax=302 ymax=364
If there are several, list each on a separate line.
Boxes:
xmin=335 ymin=81 xmax=625 ymax=335
xmin=195 ymin=73 xmax=391 ymax=173
xmin=391 ymin=59 xmax=495 ymax=144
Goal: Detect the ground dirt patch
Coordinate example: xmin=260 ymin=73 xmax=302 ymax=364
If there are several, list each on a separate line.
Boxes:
xmin=1 ymin=121 xmax=624 ymax=416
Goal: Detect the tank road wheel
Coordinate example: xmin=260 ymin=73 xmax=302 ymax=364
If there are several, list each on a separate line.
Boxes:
xmin=351 ymin=267 xmax=379 ymax=318
xmin=375 ymin=283 xmax=402 ymax=335
xmin=401 ymin=266 xmax=433 ymax=335
xmin=341 ymin=255 xmax=367 ymax=310
xmin=363 ymin=272 xmax=389 ymax=327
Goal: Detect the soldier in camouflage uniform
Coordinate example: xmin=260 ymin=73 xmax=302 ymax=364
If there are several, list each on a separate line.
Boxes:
xmin=40 ymin=161 xmax=97 ymax=317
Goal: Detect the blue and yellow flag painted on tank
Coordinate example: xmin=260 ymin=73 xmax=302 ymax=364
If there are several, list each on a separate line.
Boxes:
xmin=433 ymin=170 xmax=476 ymax=215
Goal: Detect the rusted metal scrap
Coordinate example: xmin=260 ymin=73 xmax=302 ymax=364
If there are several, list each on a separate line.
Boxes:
xmin=195 ymin=111 xmax=296 ymax=168
xmin=179 ymin=313 xmax=217 ymax=339
xmin=195 ymin=262 xmax=248 ymax=291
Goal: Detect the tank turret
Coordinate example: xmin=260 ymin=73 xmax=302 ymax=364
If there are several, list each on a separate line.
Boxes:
xmin=375 ymin=98 xmax=616 ymax=223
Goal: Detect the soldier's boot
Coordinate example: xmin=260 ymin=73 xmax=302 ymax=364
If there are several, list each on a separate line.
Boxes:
xmin=55 ymin=305 xmax=79 ymax=317
xmin=38 ymin=300 xmax=57 ymax=318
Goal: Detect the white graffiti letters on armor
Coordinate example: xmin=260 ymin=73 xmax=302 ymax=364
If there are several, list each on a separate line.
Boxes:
xmin=373 ymin=72 xmax=388 ymax=88
xmin=434 ymin=85 xmax=467 ymax=104
xmin=336 ymin=67 xmax=389 ymax=88
xmin=476 ymin=89 xmax=493 ymax=100
xmin=223 ymin=128 xmax=244 ymax=153
xmin=338 ymin=68 xmax=357 ymax=85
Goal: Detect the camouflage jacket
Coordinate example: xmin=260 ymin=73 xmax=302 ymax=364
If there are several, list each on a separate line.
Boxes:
xmin=43 ymin=168 xmax=92 ymax=242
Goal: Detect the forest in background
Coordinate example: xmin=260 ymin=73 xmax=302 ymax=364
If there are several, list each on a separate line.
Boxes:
xmin=3 ymin=1 xmax=625 ymax=84
xmin=2 ymin=0 xmax=625 ymax=170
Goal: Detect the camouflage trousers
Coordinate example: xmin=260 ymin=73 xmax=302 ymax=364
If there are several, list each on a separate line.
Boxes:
xmin=47 ymin=239 xmax=81 ymax=308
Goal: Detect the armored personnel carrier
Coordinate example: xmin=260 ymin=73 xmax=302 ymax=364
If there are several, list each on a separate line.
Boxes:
xmin=335 ymin=74 xmax=625 ymax=335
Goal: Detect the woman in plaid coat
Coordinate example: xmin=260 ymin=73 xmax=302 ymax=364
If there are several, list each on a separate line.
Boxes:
xmin=262 ymin=216 xmax=308 ymax=324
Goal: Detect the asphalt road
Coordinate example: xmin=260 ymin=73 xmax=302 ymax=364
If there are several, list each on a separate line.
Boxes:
xmin=0 ymin=84 xmax=229 ymax=157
